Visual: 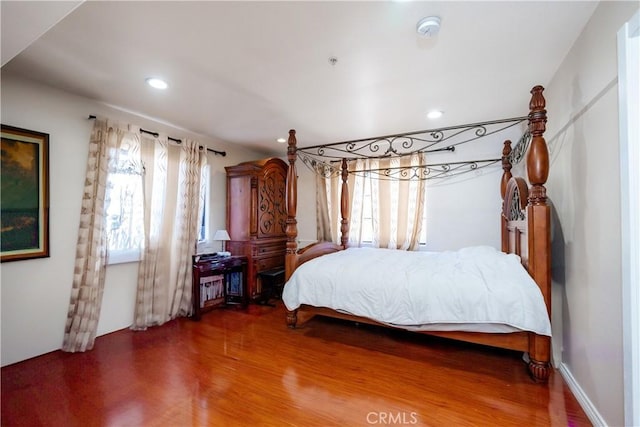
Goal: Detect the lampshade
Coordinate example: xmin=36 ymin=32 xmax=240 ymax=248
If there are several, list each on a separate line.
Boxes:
xmin=213 ymin=229 xmax=231 ymax=241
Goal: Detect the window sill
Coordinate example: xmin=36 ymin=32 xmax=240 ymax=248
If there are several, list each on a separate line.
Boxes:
xmin=107 ymin=249 xmax=141 ymax=265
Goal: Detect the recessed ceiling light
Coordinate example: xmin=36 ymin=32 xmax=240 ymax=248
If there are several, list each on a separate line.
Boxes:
xmin=146 ymin=77 xmax=168 ymax=90
xmin=276 ymin=137 xmax=287 ymax=144
xmin=427 ymin=110 xmax=443 ymax=119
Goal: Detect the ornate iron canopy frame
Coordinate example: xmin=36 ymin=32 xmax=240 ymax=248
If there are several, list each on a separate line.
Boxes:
xmin=297 ymin=117 xmax=531 ymax=181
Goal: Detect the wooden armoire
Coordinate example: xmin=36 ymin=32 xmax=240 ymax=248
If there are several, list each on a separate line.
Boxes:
xmin=225 ymin=157 xmax=288 ymax=302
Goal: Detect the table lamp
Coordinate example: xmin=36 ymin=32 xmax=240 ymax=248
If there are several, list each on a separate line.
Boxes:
xmin=213 ymin=229 xmax=231 ymax=256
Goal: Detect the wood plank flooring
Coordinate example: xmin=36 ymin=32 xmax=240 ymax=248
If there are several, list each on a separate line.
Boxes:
xmin=2 ymin=302 xmax=591 ymax=426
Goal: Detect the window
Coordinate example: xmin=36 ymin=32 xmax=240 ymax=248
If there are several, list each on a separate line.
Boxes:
xmin=105 ymin=142 xmax=210 ymax=264
xmin=196 ymin=163 xmax=210 ymax=252
xmin=199 ymin=199 xmax=208 ymax=242
xmin=356 ymin=178 xmax=427 ymax=246
xmin=361 ymin=182 xmax=373 ymax=243
xmin=105 ymin=141 xmax=144 ymax=264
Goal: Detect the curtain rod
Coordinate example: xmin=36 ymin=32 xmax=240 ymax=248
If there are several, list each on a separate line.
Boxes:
xmin=88 ymin=115 xmax=226 ymax=156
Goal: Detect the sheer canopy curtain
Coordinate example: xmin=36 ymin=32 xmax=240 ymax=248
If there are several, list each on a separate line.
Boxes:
xmin=318 ymin=153 xmax=426 ymax=250
xmin=132 ymin=135 xmax=206 ymax=330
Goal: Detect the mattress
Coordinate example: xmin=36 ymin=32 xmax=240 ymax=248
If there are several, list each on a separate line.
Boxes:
xmin=282 ymin=246 xmax=551 ymax=336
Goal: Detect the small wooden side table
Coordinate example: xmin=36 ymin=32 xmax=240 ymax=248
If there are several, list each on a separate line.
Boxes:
xmin=191 ymin=254 xmax=248 ymax=320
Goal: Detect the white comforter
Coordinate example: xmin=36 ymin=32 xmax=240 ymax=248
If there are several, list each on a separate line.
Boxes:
xmin=282 ymin=246 xmax=551 ymax=336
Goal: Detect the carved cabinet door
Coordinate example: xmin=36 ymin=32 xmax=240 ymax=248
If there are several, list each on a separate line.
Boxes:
xmin=257 ymin=160 xmax=287 ymax=239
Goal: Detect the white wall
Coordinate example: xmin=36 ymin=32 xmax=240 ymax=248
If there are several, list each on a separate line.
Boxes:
xmin=0 ymin=74 xmax=264 ymax=366
xmin=424 ymin=169 xmax=503 ymax=251
xmin=544 ymin=2 xmax=639 ymax=426
xmin=295 ymin=166 xmax=320 ymax=247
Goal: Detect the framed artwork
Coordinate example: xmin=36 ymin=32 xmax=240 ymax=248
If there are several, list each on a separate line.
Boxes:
xmin=1 ymin=125 xmax=50 ymax=262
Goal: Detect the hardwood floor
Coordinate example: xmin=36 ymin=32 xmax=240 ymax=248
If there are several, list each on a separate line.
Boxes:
xmin=2 ymin=302 xmax=590 ymax=427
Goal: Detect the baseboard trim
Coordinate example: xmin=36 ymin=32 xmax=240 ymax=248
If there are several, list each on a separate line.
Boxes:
xmin=559 ymin=363 xmax=606 ymax=426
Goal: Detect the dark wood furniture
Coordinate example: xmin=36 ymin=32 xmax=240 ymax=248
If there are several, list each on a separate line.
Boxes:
xmin=191 ymin=254 xmax=248 ymax=320
xmin=283 ymin=86 xmax=552 ymax=382
xmin=256 ymin=267 xmax=286 ymax=306
xmin=225 ymin=158 xmax=288 ymax=302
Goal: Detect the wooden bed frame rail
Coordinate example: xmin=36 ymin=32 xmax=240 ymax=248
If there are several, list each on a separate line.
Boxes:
xmin=284 ymin=86 xmax=551 ymax=382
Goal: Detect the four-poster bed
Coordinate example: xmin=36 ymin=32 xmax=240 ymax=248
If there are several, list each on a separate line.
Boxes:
xmin=281 ymin=86 xmax=551 ymax=382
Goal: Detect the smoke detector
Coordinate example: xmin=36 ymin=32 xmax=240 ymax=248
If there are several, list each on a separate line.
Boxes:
xmin=416 ymin=16 xmax=441 ymax=37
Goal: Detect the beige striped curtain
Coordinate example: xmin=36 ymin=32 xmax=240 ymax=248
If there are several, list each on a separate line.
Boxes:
xmin=62 ymin=120 xmax=134 ymax=352
xmin=316 ymin=161 xmax=358 ymax=244
xmin=132 ymin=137 xmax=206 ymax=330
xmin=316 ymin=165 xmax=335 ymax=242
xmin=63 ymin=119 xmax=207 ymax=349
xmin=319 ymin=153 xmax=426 ymax=250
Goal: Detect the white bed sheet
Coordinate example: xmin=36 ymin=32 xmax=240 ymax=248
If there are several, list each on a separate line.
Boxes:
xmin=282 ymin=246 xmax=551 ymax=336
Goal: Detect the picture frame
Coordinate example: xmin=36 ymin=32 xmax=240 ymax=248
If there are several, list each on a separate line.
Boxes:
xmin=1 ymin=125 xmax=50 ymax=262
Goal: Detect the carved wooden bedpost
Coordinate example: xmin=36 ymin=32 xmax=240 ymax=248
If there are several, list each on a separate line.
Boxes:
xmin=526 ymin=85 xmax=551 ymax=382
xmin=285 ymin=129 xmax=298 ymax=327
xmin=340 ymin=159 xmax=350 ymax=248
xmin=500 ymin=141 xmax=513 ymax=199
xmin=500 ymin=141 xmax=513 ymax=253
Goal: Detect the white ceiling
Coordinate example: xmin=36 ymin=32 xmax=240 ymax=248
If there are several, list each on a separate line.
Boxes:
xmin=1 ymin=1 xmax=598 ymax=153
xmin=0 ymin=0 xmax=84 ymax=67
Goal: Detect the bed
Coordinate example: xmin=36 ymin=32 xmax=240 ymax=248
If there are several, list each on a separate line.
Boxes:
xmin=281 ymin=85 xmax=551 ymax=382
